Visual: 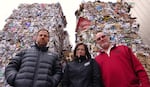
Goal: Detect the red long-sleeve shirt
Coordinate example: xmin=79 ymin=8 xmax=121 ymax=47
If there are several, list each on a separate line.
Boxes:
xmin=95 ymin=45 xmax=150 ymax=87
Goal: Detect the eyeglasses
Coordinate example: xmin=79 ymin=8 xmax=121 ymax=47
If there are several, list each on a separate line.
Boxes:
xmin=96 ymin=35 xmax=106 ymax=41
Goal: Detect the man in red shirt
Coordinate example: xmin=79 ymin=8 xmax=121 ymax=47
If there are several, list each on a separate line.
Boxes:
xmin=95 ymin=31 xmax=150 ymax=87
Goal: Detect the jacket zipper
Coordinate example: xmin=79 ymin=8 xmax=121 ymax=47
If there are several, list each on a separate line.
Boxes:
xmin=32 ymin=50 xmax=42 ymax=87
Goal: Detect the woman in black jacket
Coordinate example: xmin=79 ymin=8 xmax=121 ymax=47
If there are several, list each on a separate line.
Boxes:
xmin=62 ymin=43 xmax=103 ymax=87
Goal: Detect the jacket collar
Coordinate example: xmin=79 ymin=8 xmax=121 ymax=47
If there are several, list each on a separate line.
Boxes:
xmin=100 ymin=44 xmax=116 ymax=53
xmin=74 ymin=56 xmax=87 ymax=63
xmin=34 ymin=43 xmax=49 ymax=52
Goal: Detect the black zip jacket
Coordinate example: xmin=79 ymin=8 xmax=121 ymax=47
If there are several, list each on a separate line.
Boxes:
xmin=5 ymin=44 xmax=62 ymax=87
xmin=62 ymin=56 xmax=103 ymax=87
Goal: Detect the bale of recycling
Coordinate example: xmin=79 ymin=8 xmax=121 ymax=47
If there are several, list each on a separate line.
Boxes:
xmin=0 ymin=3 xmax=71 ymax=86
xmin=74 ymin=1 xmax=150 ymax=78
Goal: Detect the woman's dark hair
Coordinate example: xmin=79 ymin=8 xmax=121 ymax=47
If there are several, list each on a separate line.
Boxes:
xmin=73 ymin=43 xmax=91 ymax=59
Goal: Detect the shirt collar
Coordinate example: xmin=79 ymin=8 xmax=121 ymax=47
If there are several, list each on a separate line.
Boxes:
xmin=100 ymin=44 xmax=116 ymax=56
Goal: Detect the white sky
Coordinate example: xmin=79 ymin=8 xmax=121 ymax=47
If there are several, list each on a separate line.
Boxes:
xmin=0 ymin=0 xmax=116 ymax=47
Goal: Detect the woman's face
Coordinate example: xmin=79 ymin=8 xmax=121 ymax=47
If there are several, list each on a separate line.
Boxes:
xmin=76 ymin=45 xmax=86 ymax=57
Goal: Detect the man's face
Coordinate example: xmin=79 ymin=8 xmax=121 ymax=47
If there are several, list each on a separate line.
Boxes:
xmin=36 ymin=30 xmax=49 ymax=47
xmin=95 ymin=32 xmax=110 ymax=49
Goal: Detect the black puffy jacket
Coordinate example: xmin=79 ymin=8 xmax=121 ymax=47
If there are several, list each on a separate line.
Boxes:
xmin=62 ymin=56 xmax=103 ymax=87
xmin=5 ymin=44 xmax=62 ymax=87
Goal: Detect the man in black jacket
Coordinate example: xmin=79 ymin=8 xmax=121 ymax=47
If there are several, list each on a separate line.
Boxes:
xmin=5 ymin=28 xmax=62 ymax=87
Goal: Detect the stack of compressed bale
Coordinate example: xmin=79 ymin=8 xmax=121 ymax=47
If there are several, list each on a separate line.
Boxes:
xmin=75 ymin=1 xmax=150 ymax=78
xmin=0 ymin=3 xmax=71 ymax=86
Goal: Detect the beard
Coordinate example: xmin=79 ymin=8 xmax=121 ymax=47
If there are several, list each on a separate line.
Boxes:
xmin=36 ymin=41 xmax=47 ymax=47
